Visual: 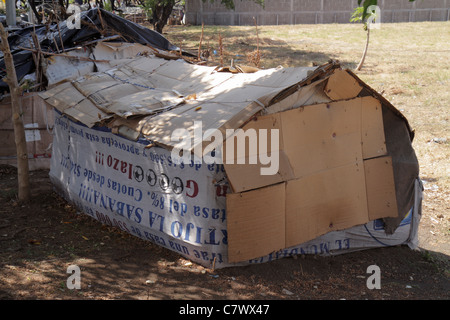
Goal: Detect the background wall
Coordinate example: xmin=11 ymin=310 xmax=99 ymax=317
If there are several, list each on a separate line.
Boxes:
xmin=185 ymin=0 xmax=450 ymax=25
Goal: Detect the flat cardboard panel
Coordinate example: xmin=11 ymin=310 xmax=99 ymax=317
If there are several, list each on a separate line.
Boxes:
xmin=107 ymin=89 xmax=184 ymax=118
xmin=364 ymin=156 xmax=398 ymax=220
xmin=223 ymin=113 xmax=294 ymax=192
xmin=285 ymin=161 xmax=369 ymax=248
xmin=324 ymin=69 xmax=363 ymax=101
xmin=44 ymin=84 xmax=86 ymax=112
xmin=361 ymin=96 xmax=387 ymax=159
xmin=124 ymin=55 xmax=168 ymax=74
xmin=223 ymin=96 xmax=388 ymax=193
xmin=46 ymin=52 xmax=94 ymax=86
xmin=93 ymin=42 xmax=150 ymax=61
xmin=281 ymin=98 xmax=363 ymax=179
xmin=227 ymin=183 xmax=286 ymax=263
xmin=89 ymin=83 xmax=141 ymax=109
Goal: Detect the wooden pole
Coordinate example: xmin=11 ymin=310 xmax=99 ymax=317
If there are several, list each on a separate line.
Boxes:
xmin=0 ymin=24 xmax=31 ymax=202
xmin=5 ymin=0 xmax=16 ymax=27
xmin=198 ymin=22 xmax=204 ymax=61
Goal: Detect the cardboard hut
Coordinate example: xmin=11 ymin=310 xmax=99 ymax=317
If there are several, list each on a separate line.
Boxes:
xmin=40 ymin=54 xmax=421 ymax=268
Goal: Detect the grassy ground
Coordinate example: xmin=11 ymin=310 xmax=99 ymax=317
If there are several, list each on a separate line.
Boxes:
xmin=164 ymin=22 xmax=450 ymax=254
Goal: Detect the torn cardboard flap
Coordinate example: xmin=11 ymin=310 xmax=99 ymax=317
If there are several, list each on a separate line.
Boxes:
xmin=265 ymin=78 xmax=331 ymax=115
xmin=223 ymin=112 xmax=294 ymax=193
xmin=40 ymin=82 xmax=111 ymax=127
xmin=93 ymin=42 xmax=150 ymax=61
xmin=45 ymin=50 xmax=94 ymax=87
xmin=324 ymin=69 xmax=363 ymax=101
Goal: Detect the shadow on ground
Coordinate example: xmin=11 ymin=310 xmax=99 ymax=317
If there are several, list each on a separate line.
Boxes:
xmin=0 ymin=168 xmax=448 ymax=300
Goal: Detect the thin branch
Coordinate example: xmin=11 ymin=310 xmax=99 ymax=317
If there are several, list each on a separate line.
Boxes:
xmin=198 ymin=22 xmax=204 ymax=61
xmin=18 ymin=47 xmax=110 ymax=63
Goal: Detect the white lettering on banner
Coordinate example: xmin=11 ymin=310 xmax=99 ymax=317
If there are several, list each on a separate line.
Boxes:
xmin=51 ymin=114 xmax=230 ymax=267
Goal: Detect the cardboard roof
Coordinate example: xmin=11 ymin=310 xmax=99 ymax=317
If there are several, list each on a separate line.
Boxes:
xmin=41 ymin=49 xmax=324 ymax=151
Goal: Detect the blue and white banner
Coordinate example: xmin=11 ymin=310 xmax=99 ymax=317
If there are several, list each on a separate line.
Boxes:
xmin=50 ymin=110 xmax=421 ymax=269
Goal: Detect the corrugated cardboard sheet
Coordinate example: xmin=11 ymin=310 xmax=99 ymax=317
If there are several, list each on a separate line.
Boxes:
xmin=41 ymin=51 xmax=315 ymax=145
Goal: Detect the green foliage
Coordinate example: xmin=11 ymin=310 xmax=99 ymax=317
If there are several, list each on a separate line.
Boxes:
xmin=104 ymin=0 xmax=112 ymax=12
xmin=350 ymin=6 xmax=364 ymax=23
xmin=357 ymin=0 xmax=415 ymax=21
xmin=142 ymin=0 xmax=154 ymax=16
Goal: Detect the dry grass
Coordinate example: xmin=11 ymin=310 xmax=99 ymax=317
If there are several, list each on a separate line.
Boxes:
xmin=165 ymin=22 xmax=450 ymax=253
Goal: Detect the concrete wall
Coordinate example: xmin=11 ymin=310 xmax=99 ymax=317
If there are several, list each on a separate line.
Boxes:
xmin=185 ymin=0 xmax=450 ymax=25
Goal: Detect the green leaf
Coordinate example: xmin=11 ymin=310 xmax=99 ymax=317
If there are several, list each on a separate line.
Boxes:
xmin=360 ymin=0 xmax=378 ymax=22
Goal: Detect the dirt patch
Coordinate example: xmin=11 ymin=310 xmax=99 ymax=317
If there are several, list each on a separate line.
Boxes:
xmin=0 ymin=167 xmax=448 ymax=300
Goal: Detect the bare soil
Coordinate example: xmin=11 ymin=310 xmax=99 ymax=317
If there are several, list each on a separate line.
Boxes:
xmin=0 ymin=166 xmax=448 ymax=301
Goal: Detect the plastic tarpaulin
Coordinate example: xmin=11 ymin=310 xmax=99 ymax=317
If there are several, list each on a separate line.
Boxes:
xmin=0 ymin=8 xmax=180 ymax=93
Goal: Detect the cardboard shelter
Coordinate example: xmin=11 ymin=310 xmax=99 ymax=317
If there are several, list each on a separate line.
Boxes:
xmin=40 ymin=50 xmax=421 ymax=268
xmin=0 ymin=8 xmax=421 ymax=268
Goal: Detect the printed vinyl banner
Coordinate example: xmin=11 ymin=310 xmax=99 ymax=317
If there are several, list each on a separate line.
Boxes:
xmin=50 ymin=110 xmax=422 ymax=269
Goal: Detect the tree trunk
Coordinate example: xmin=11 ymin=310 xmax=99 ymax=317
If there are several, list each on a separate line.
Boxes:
xmin=28 ymin=0 xmax=43 ymax=23
xmin=356 ymin=27 xmax=370 ymax=71
xmin=152 ymin=1 xmax=174 ymax=34
xmin=0 ymin=25 xmax=31 ymax=203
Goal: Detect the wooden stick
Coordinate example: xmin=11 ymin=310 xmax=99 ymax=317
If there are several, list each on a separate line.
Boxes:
xmin=219 ymin=33 xmax=223 ymax=67
xmin=52 ymin=34 xmax=60 ymax=53
xmin=97 ymin=7 xmax=106 ymax=34
xmin=198 ymin=22 xmax=204 ymax=61
xmin=30 ymin=32 xmax=42 ymax=90
xmin=18 ymin=47 xmax=110 ymax=63
xmin=0 ymin=24 xmax=31 ymax=202
xmin=56 ymin=21 xmax=65 ymax=53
